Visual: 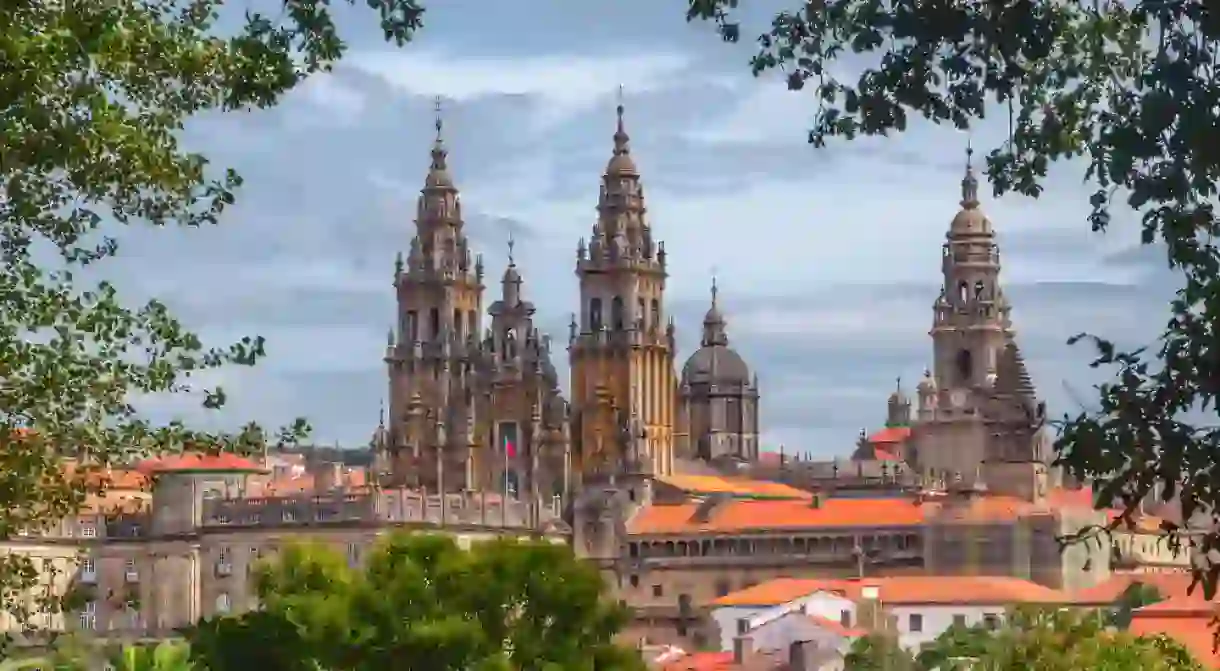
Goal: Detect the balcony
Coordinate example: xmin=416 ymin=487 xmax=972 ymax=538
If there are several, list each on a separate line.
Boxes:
xmin=124 ymin=570 xmax=139 ymax=584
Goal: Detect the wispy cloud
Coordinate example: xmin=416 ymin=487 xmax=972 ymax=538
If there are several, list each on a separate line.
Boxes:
xmin=347 ymin=49 xmax=694 ymax=132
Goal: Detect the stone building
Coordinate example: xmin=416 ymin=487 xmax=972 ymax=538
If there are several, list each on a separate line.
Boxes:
xmin=677 ymin=280 xmax=762 ymax=466
xmin=0 ymin=101 xmax=1192 ymax=652
xmin=0 ymin=453 xmax=566 ymax=638
xmin=569 ymin=147 xmax=1191 ymax=649
xmin=377 ymin=108 xmax=571 ymax=512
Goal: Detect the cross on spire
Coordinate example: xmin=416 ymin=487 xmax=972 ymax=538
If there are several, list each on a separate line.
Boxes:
xmin=961 ymin=139 xmax=979 ymax=208
xmin=710 ymin=270 xmax=719 ymax=307
xmin=433 ymin=95 xmax=443 ymax=142
xmin=507 ymin=231 xmax=516 ymax=266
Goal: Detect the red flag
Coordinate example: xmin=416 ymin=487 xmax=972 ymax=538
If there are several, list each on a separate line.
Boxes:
xmin=504 ymin=438 xmax=516 ymax=459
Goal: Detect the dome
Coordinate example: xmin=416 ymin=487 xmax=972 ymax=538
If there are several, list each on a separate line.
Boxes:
xmin=950 ymin=207 xmax=991 ymax=235
xmin=681 ymin=345 xmax=751 ymax=385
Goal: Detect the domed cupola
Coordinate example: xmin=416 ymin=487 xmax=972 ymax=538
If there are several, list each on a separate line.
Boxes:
xmin=681 ymin=278 xmax=751 ymax=387
xmin=678 ymin=277 xmax=761 ymax=464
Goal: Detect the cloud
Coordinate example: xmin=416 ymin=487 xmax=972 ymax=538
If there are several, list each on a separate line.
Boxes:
xmin=347 ymin=49 xmax=694 ymax=132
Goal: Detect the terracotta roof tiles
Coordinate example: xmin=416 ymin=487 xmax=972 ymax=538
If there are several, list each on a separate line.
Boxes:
xmin=867 ymin=427 xmax=912 ymax=444
xmin=138 ymin=453 xmax=265 ymax=474
xmin=713 ymin=576 xmax=1067 ymax=608
xmin=657 ymin=474 xmax=811 ymax=501
xmin=1129 ymin=598 xmax=1220 ymax=668
xmin=628 ymin=497 xmax=928 ymax=535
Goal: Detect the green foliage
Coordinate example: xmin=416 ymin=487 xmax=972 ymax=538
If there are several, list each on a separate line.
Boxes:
xmin=899 ymin=606 xmax=1205 ymax=671
xmin=0 ymin=0 xmax=424 ymax=638
xmin=845 ymin=633 xmax=917 ymax=671
xmin=108 ymin=640 xmax=194 ymax=671
xmin=1109 ymin=582 xmax=1164 ymax=629
xmin=686 ymin=0 xmax=1220 ymax=595
xmin=184 ymin=533 xmax=645 ymax=671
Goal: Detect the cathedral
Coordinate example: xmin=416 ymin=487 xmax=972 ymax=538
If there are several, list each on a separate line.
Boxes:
xmin=371 ymin=99 xmax=758 ymax=512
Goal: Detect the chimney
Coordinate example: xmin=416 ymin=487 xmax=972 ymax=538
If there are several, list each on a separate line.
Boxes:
xmin=732 ymin=635 xmax=753 ymax=665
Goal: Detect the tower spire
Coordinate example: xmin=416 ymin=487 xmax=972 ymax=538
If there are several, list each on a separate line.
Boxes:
xmin=426 ymin=96 xmax=452 ymax=187
xmin=961 ymin=142 xmax=978 ymax=209
xmin=507 ymin=231 xmax=516 ymax=267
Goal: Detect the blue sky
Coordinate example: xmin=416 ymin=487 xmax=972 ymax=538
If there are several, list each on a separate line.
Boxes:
xmin=115 ymin=0 xmax=1171 ymax=456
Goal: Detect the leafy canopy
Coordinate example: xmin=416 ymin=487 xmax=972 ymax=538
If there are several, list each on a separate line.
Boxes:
xmin=0 ymin=0 xmax=421 ymax=632
xmin=905 ymin=607 xmax=1203 ymax=671
xmin=687 ymin=0 xmax=1220 ymax=594
xmin=184 ymin=533 xmax=646 ymax=671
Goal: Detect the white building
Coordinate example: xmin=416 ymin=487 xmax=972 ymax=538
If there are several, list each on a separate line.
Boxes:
xmin=710 ymin=575 xmax=1068 ymax=655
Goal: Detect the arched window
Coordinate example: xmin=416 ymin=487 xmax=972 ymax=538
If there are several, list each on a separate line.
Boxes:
xmin=406 ymin=310 xmax=418 ymax=342
xmin=611 ymin=296 xmax=625 ymax=331
xmin=467 ymin=311 xmax=477 ymax=341
xmin=638 ymin=298 xmax=646 ymax=328
xmin=974 ymin=280 xmax=985 ymax=300
xmin=215 ymin=592 xmax=231 ymax=614
xmin=453 ymin=308 xmax=463 ymax=341
xmin=650 ymin=299 xmax=660 ymax=326
xmin=958 ymin=281 xmax=969 ymax=305
xmin=429 ymin=308 xmax=440 ymax=339
xmin=589 ymin=298 xmax=603 ymax=332
xmin=956 ymin=349 xmax=973 ymax=383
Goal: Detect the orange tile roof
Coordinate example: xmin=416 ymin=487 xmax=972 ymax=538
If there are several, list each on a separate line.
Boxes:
xmin=1129 ymin=598 xmax=1220 ymax=667
xmin=713 ymin=576 xmax=1067 ymax=607
xmin=712 ymin=578 xmax=835 ymax=607
xmin=138 ymin=453 xmax=265 ymax=474
xmin=628 ymin=497 xmax=928 ymax=535
xmin=657 ymin=474 xmax=811 ymax=501
xmin=867 ymin=427 xmax=911 ymax=444
xmin=661 ymin=651 xmax=735 ymax=671
xmin=1068 ymin=573 xmax=1200 ymax=605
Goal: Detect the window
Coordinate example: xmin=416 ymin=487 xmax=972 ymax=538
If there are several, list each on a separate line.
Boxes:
xmin=715 ymin=579 xmax=731 ymax=597
xmin=589 ymin=298 xmax=603 ymax=332
xmin=429 ymin=308 xmax=440 ymax=339
xmin=983 ymin=614 xmax=1000 ymax=630
xmin=736 ymin=618 xmax=749 ymax=635
xmin=952 ymin=614 xmax=967 ymax=627
xmin=215 ymin=593 xmax=231 ymax=614
xmin=611 ymin=296 xmax=624 ymax=330
xmin=347 ymin=543 xmax=360 ymax=566
xmin=81 ymin=557 xmax=96 ymax=582
xmin=840 ymin=610 xmax=852 ymax=627
xmin=651 ymin=584 xmax=663 ymax=598
xmin=124 ymin=558 xmax=138 ymax=582
xmin=282 ymin=509 xmax=297 ymax=523
xmin=629 ymin=575 xmax=639 ymax=588
xmin=80 ymin=523 xmax=96 ymax=538
xmin=908 ymin=613 xmax=923 ymax=632
xmin=79 ymin=601 xmax=97 ymax=630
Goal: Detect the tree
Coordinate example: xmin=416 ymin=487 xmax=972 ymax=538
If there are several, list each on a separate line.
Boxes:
xmin=906 ymin=606 xmax=1204 ymax=671
xmin=0 ymin=0 xmax=423 ymax=635
xmin=844 ymin=633 xmax=917 ymax=671
xmin=184 ymin=533 xmax=645 ymax=671
xmin=685 ymin=0 xmax=1220 ymax=595
xmin=1109 ymin=582 xmax=1165 ymax=629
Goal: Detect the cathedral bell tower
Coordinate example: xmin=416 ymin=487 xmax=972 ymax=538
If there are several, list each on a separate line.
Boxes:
xmin=912 ymin=148 xmax=1015 ymax=481
xmin=569 ymin=97 xmax=677 ymax=487
xmin=385 ymin=101 xmax=486 ymax=490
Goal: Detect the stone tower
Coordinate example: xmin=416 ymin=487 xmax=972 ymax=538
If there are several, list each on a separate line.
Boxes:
xmin=484 ymin=236 xmax=568 ymax=502
xmin=909 ymin=148 xmax=1046 ymax=494
xmin=569 ymin=100 xmax=677 ymax=488
xmin=384 ymin=105 xmax=485 ymax=491
xmin=678 ymin=278 xmax=761 ymax=464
